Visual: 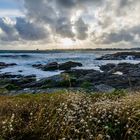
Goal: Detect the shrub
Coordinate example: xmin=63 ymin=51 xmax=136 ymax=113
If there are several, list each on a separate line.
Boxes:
xmin=0 ymin=91 xmax=140 ymax=139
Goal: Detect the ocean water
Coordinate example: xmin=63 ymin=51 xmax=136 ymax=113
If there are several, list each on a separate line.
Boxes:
xmin=0 ymin=50 xmax=140 ymax=79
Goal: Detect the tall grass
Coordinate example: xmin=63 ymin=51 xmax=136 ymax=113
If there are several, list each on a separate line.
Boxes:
xmin=0 ymin=91 xmax=140 ymax=140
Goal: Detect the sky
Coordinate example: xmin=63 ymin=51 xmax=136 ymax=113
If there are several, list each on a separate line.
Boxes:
xmin=0 ymin=0 xmax=140 ymax=50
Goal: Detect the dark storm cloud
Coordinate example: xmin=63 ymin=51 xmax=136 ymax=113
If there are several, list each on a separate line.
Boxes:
xmin=0 ymin=18 xmax=19 ymax=41
xmin=0 ymin=17 xmax=48 ymax=42
xmin=101 ymin=25 xmax=140 ymax=44
xmin=57 ymin=0 xmax=101 ymax=8
xmin=57 ymin=0 xmax=76 ymax=8
xmin=22 ymin=0 xmax=103 ymax=40
xmin=55 ymin=17 xmax=75 ymax=38
xmin=15 ymin=18 xmax=47 ymax=40
xmin=102 ymin=32 xmax=134 ymax=44
xmin=75 ymin=17 xmax=88 ymax=40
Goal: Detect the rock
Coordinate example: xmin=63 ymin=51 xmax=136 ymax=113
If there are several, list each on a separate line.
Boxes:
xmin=0 ymin=62 xmax=17 ymax=69
xmin=100 ymin=63 xmax=116 ymax=72
xmin=96 ymin=52 xmax=140 ymax=60
xmin=104 ymin=74 xmax=130 ymax=89
xmin=32 ymin=64 xmax=43 ymax=69
xmin=0 ymin=55 xmax=30 ymax=58
xmin=0 ymin=62 xmax=6 ymax=66
xmin=100 ymin=63 xmax=140 ymax=78
xmin=33 ymin=62 xmax=59 ymax=71
xmin=63 ymin=69 xmax=96 ymax=78
xmin=59 ymin=61 xmax=82 ymax=70
xmin=0 ymin=73 xmax=37 ymax=90
xmin=21 ymin=75 xmax=64 ymax=88
xmin=42 ymin=62 xmax=59 ymax=71
xmin=8 ymin=63 xmax=17 ymax=66
xmin=2 ymin=84 xmax=19 ymax=90
xmin=78 ymin=71 xmax=104 ymax=84
xmin=0 ymin=73 xmax=23 ymax=79
xmin=94 ymin=84 xmax=115 ymax=93
xmin=33 ymin=61 xmax=82 ymax=71
xmin=1 ymin=60 xmax=140 ymax=91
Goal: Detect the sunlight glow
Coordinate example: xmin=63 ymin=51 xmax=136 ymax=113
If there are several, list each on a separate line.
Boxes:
xmin=60 ymin=38 xmax=75 ymax=47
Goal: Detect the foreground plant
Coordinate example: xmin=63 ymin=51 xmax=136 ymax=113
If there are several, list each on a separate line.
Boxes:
xmin=0 ymin=91 xmax=140 ymax=140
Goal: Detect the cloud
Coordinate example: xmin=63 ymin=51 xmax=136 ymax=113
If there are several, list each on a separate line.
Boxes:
xmin=15 ymin=18 xmax=48 ymax=40
xmin=0 ymin=17 xmax=19 ymax=41
xmin=0 ymin=17 xmax=48 ymax=42
xmin=0 ymin=9 xmax=24 ymax=17
xmin=55 ymin=17 xmax=75 ymax=38
xmin=0 ymin=0 xmax=140 ymax=49
xmin=75 ymin=17 xmax=88 ymax=40
xmin=22 ymin=0 xmax=95 ymax=40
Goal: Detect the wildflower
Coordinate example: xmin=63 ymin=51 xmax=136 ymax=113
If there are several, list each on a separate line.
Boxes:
xmin=86 ymin=129 xmax=90 ymax=133
xmin=104 ymin=126 xmax=109 ymax=129
xmin=126 ymin=124 xmax=129 ymax=128
xmin=128 ymin=130 xmax=131 ymax=134
xmin=2 ymin=121 xmax=6 ymax=124
xmin=80 ymin=119 xmax=84 ymax=123
xmin=106 ymin=135 xmax=111 ymax=139
xmin=98 ymin=134 xmax=103 ymax=139
xmin=30 ymin=112 xmax=33 ymax=116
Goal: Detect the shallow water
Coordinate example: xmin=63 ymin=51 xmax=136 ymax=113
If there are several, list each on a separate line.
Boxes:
xmin=0 ymin=50 xmax=140 ymax=79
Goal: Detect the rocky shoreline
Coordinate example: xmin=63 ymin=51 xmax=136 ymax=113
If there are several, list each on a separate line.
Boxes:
xmin=0 ymin=52 xmax=140 ymax=95
xmin=96 ymin=51 xmax=140 ymax=60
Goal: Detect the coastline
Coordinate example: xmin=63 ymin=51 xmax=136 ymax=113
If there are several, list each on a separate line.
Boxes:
xmin=0 ymin=51 xmax=140 ymax=95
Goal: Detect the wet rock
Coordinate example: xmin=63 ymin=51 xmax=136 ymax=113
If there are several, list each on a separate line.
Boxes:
xmin=0 ymin=55 xmax=30 ymax=58
xmin=0 ymin=73 xmax=22 ymax=79
xmin=100 ymin=63 xmax=116 ymax=72
xmin=63 ymin=69 xmax=96 ymax=78
xmin=42 ymin=62 xmax=59 ymax=71
xmin=1 ymin=61 xmax=140 ymax=91
xmin=33 ymin=62 xmax=59 ymax=71
xmin=96 ymin=52 xmax=140 ymax=60
xmin=59 ymin=61 xmax=82 ymax=70
xmin=33 ymin=61 xmax=82 ymax=71
xmin=0 ymin=62 xmax=17 ymax=69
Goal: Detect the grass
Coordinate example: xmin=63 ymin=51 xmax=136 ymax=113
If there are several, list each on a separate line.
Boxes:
xmin=0 ymin=90 xmax=140 ymax=140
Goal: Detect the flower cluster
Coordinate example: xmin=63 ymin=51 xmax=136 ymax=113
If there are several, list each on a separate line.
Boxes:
xmin=0 ymin=91 xmax=140 ymax=139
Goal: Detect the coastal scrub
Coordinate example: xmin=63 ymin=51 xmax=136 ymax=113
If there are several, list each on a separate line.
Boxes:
xmin=0 ymin=91 xmax=140 ymax=140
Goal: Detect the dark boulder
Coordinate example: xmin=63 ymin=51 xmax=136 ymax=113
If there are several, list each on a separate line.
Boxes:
xmin=59 ymin=61 xmax=82 ymax=70
xmin=100 ymin=63 xmax=116 ymax=72
xmin=0 ymin=62 xmax=17 ymax=69
xmin=32 ymin=61 xmax=82 ymax=71
xmin=42 ymin=62 xmax=59 ymax=71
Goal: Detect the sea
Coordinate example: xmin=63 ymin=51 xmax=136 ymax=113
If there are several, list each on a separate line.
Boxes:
xmin=0 ymin=50 xmax=140 ymax=80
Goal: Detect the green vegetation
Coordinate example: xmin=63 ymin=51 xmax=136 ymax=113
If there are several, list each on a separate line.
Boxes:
xmin=81 ymin=81 xmax=92 ymax=89
xmin=0 ymin=90 xmax=140 ymax=140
